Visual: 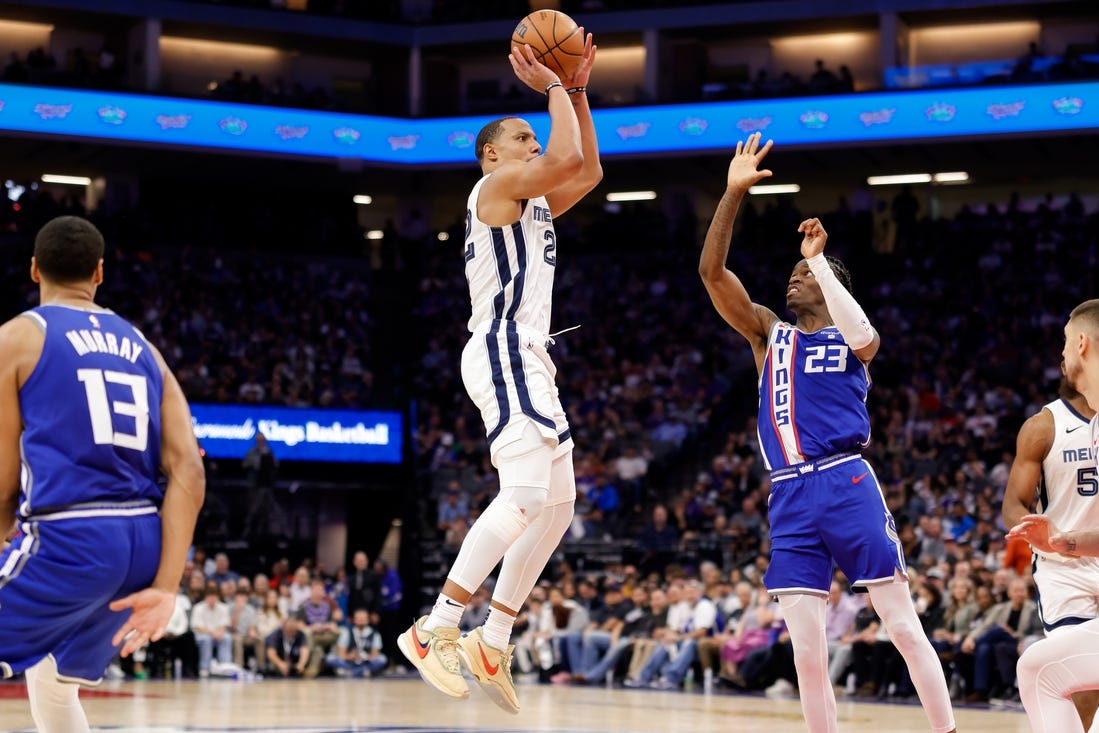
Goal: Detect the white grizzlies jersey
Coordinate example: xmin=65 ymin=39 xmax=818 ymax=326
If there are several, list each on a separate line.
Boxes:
xmin=1036 ymin=399 xmax=1098 ymax=562
xmin=464 ymin=173 xmax=556 ymax=334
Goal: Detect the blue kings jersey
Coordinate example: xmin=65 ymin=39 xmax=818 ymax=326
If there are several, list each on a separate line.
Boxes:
xmin=17 ymin=305 xmax=164 ymax=517
xmin=757 ymin=321 xmax=871 ymax=470
xmin=464 ymin=173 xmax=556 ymax=334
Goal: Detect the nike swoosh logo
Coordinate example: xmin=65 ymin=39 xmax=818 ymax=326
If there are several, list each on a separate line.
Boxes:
xmin=851 ymin=472 xmax=870 ymax=484
xmin=478 ymin=643 xmax=499 ymax=675
xmin=413 ymin=627 xmax=431 ymax=659
xmin=1067 ymin=426 xmax=1085 ymax=433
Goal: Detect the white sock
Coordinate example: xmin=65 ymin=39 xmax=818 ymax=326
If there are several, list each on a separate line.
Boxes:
xmin=482 ymin=607 xmax=516 ymax=651
xmin=424 ymin=593 xmax=465 ymax=632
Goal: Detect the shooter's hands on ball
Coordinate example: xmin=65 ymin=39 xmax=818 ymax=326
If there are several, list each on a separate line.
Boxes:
xmin=726 ymin=132 xmax=773 ymax=192
xmin=559 ymin=29 xmax=596 ymax=88
xmin=509 ymin=43 xmax=561 ymax=93
xmin=110 ymin=587 xmax=177 ymax=657
xmin=799 ymin=217 xmax=828 ymax=259
xmin=1007 ymin=513 xmax=1079 ymax=558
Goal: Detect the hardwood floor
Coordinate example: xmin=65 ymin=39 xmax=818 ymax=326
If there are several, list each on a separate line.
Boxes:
xmin=0 ymin=676 xmax=1035 ymax=732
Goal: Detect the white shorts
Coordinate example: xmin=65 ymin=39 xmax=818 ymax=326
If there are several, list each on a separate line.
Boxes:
xmin=1033 ymin=553 xmax=1099 ymax=632
xmin=462 ymin=319 xmax=573 ymax=463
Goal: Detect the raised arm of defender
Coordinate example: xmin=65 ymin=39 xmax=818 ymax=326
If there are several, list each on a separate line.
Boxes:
xmin=699 ymin=133 xmax=780 ymax=369
xmin=799 ymin=217 xmax=881 ymax=362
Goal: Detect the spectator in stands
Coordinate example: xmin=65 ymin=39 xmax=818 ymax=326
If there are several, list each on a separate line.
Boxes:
xmin=638 ymin=505 xmax=680 ymax=575
xmin=582 ymin=473 xmax=621 ymax=538
xmin=625 ymin=586 xmax=672 ymax=682
xmin=347 ymin=550 xmax=381 ymax=615
xmin=147 ymin=590 xmax=197 ymax=679
xmin=613 ymin=444 xmax=649 ymax=508
xmin=209 ymin=552 xmax=240 ymax=585
xmin=299 ymin=578 xmax=341 ymax=678
xmin=266 ymin=615 xmax=310 ymax=678
xmin=717 ymin=587 xmax=778 ymax=686
xmin=326 ymin=608 xmax=387 ymax=678
xmin=627 ymin=579 xmax=716 ymax=689
xmin=255 ymin=589 xmax=285 ymax=668
xmin=571 ymin=584 xmax=652 ymax=684
xmin=191 ymin=587 xmax=233 ymax=677
xmin=242 ymin=432 xmax=282 ymax=539
xmin=824 ymin=580 xmax=865 ymax=689
xmin=287 ymin=566 xmax=312 ymax=613
xmin=230 ymin=588 xmax=261 ymax=670
xmin=961 ymin=578 xmax=1039 ymax=703
xmin=557 ymin=582 xmax=635 ymax=684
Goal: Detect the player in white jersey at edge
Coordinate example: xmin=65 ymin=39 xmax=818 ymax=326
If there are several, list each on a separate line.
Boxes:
xmin=398 ymin=34 xmax=602 ymax=714
xmin=698 ymin=134 xmax=956 ymax=733
xmin=0 ymin=215 xmax=205 ymax=733
xmin=1011 ymin=298 xmax=1099 ymax=732
xmin=1002 ymin=376 xmax=1099 ymax=728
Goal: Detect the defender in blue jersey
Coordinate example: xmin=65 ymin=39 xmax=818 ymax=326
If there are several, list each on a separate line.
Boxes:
xmin=699 ymin=134 xmax=955 ymax=733
xmin=0 ymin=216 xmax=204 ymax=733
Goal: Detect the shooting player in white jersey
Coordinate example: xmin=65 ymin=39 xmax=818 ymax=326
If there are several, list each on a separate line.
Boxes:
xmin=398 ymin=34 xmax=602 ymax=714
xmin=1003 ymin=377 xmax=1099 ymax=728
xmin=1011 ymin=299 xmax=1099 ymax=732
xmin=699 ymin=134 xmax=955 ymax=733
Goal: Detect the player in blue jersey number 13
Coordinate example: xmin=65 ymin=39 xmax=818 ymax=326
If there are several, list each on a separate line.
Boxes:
xmin=698 ymin=133 xmax=956 ymax=733
xmin=0 ymin=216 xmax=205 ymax=733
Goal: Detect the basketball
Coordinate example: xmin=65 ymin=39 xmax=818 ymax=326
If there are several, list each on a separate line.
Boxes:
xmin=511 ymin=10 xmax=585 ymax=80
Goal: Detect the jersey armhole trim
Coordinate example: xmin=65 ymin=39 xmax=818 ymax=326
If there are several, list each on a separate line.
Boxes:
xmin=19 ymin=311 xmax=46 ymax=333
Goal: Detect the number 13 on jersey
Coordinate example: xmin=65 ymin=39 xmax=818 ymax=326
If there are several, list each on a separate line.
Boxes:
xmin=77 ymin=368 xmax=150 ymax=451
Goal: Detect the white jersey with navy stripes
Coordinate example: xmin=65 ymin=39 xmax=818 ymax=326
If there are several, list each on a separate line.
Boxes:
xmin=1036 ymin=399 xmax=1098 ymax=563
xmin=460 ymin=173 xmax=572 ymax=459
xmin=465 ymin=173 xmax=556 ymax=334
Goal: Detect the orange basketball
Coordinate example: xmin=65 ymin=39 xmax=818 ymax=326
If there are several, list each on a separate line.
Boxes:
xmin=511 ymin=10 xmax=585 ymax=80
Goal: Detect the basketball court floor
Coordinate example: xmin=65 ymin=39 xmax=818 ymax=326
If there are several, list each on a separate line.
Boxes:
xmin=0 ymin=676 xmax=1035 ymax=732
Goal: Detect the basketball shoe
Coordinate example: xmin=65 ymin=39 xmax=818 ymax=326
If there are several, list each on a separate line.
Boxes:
xmin=397 ymin=616 xmax=469 ymax=699
xmin=457 ymin=627 xmax=520 ymax=714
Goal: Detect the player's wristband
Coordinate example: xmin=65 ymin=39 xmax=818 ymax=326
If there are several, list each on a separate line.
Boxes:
xmin=544 ymin=81 xmax=564 ymax=95
xmin=566 ymin=86 xmax=587 ymax=95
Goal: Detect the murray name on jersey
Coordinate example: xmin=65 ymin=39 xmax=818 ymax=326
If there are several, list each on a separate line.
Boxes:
xmin=64 ymin=326 xmax=145 ymax=364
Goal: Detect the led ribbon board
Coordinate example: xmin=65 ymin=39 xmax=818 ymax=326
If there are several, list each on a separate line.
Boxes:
xmin=0 ymin=80 xmax=1093 ymax=163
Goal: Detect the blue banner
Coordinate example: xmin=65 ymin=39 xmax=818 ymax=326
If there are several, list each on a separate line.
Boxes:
xmin=0 ymin=81 xmax=1094 ymax=164
xmin=191 ymin=403 xmax=403 ymax=464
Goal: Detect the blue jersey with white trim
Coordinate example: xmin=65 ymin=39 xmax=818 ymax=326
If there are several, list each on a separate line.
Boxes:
xmin=464 ymin=173 xmax=556 ymax=334
xmin=757 ymin=321 xmax=871 ymax=470
xmin=17 ymin=305 xmax=164 ymax=517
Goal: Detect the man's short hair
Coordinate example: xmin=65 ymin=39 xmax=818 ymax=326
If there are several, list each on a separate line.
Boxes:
xmin=475 ymin=117 xmax=517 ymax=163
xmin=33 ymin=216 xmax=105 ymax=283
xmin=1070 ymin=299 xmax=1099 ymax=335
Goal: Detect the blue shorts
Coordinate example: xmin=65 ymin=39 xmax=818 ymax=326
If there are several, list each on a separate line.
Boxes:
xmin=763 ymin=454 xmax=906 ymax=596
xmin=0 ymin=510 xmax=161 ymax=683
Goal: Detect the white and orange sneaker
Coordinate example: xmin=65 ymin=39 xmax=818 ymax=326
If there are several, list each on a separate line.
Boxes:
xmin=457 ymin=627 xmax=520 ymax=714
xmin=397 ymin=616 xmax=469 ymax=699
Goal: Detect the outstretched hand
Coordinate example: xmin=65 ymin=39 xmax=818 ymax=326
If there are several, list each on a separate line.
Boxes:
xmin=559 ymin=30 xmax=596 ymax=88
xmin=509 ymin=44 xmax=561 ymax=94
xmin=1007 ymin=513 xmax=1076 ymax=557
xmin=726 ymin=132 xmax=773 ymax=192
xmin=798 ymin=217 xmax=828 ymax=259
xmin=109 ymin=587 xmax=176 ymax=657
